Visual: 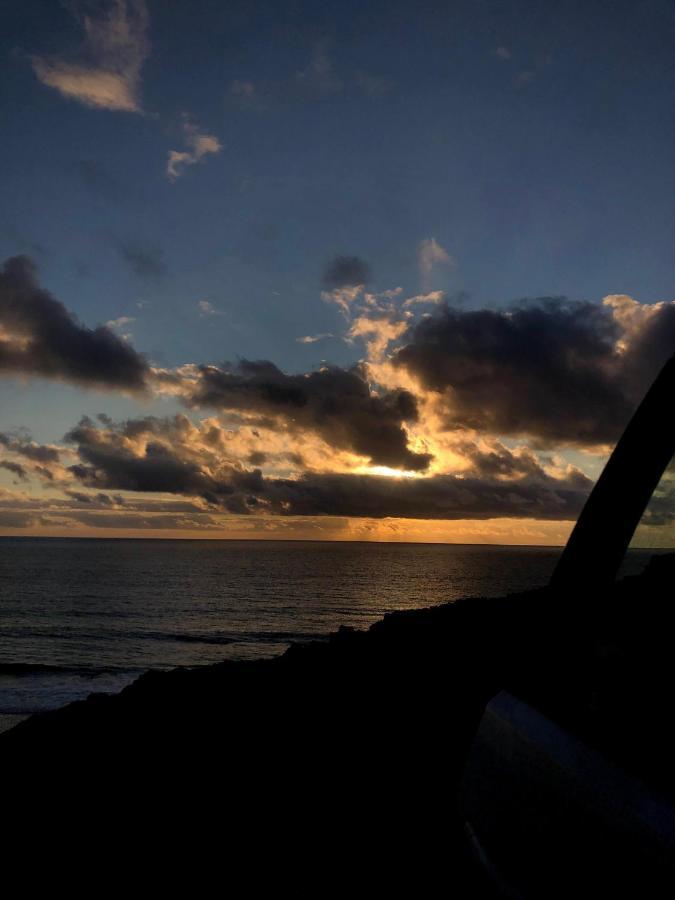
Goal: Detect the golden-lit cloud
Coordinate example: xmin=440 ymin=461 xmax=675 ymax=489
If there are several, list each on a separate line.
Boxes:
xmin=31 ymin=0 xmax=149 ymax=113
xmin=167 ymin=117 xmax=223 ymax=181
xmin=347 ymin=315 xmax=409 ymax=362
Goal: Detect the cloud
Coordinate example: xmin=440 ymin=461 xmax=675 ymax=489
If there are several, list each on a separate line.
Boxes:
xmin=167 ymin=117 xmax=222 ymax=181
xmin=0 ymin=489 xmax=209 ymax=516
xmin=186 ymin=360 xmax=432 ymax=472
xmin=402 ymin=291 xmax=445 ymax=308
xmin=31 ymin=0 xmax=149 ymax=113
xmin=393 ymin=295 xmax=675 ymax=446
xmin=418 ymin=238 xmax=454 ymax=284
xmin=263 ymin=468 xmax=589 ymax=521
xmin=0 ymin=431 xmax=61 ymax=464
xmin=229 ymin=80 xmax=264 ymax=110
xmin=106 ymin=315 xmax=135 ymax=342
xmin=347 ymin=316 xmax=409 ymax=363
xmin=4 ymin=250 xmax=674 ymax=531
xmin=61 ymin=510 xmax=222 ymax=530
xmin=64 ymin=489 xmax=122 ymax=506
xmin=60 ymin=413 xmax=591 ymax=522
xmin=229 ymin=47 xmax=387 ymax=111
xmin=296 ymin=333 xmax=333 ymax=344
xmin=106 ymin=316 xmax=135 ymax=329
xmin=321 ymin=285 xmax=365 ymax=317
xmin=0 ymin=460 xmax=29 ymax=481
xmin=320 ymin=257 xmax=372 ymax=316
xmin=198 ymin=301 xmax=224 ymax=318
xmin=295 ymin=45 xmax=342 ymax=95
xmin=115 ymin=240 xmax=165 ymax=279
xmin=65 ymin=414 xmax=265 ymax=512
xmin=0 ymin=255 xmax=148 ymax=390
xmin=322 ymin=255 xmax=371 ymax=289
xmin=0 ymin=510 xmax=36 ymax=528
xmin=0 ymin=484 xmax=227 ymax=532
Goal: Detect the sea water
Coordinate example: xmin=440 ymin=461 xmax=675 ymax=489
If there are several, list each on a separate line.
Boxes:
xmin=0 ymin=538 xmax=658 ymax=729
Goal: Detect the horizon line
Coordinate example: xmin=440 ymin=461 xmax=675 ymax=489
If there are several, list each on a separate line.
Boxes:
xmin=0 ymin=534 xmax=670 ymax=551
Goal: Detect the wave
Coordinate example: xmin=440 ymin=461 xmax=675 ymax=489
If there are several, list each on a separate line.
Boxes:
xmin=168 ymin=630 xmax=323 ymax=646
xmin=0 ymin=628 xmax=325 ymax=649
xmin=0 ymin=662 xmax=143 ymax=677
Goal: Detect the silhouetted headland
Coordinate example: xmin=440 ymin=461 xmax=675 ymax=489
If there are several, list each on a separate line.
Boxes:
xmin=3 ymin=554 xmax=675 ymax=894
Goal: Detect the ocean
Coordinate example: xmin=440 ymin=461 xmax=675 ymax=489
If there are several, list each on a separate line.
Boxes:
xmin=0 ymin=538 xmax=659 ymax=731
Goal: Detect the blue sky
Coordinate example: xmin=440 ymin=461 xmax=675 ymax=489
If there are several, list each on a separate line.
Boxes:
xmin=1 ymin=0 xmax=674 ymax=541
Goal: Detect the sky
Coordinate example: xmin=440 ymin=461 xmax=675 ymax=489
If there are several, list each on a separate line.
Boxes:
xmin=0 ymin=0 xmax=674 ymax=543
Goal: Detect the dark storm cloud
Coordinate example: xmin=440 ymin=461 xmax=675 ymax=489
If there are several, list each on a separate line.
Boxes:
xmin=393 ymin=298 xmax=675 ymax=446
xmin=322 ymin=255 xmax=371 ymax=288
xmin=115 ymin=239 xmax=165 ymax=279
xmin=0 ymin=256 xmax=149 ymax=390
xmin=189 ymin=360 xmax=431 ymax=471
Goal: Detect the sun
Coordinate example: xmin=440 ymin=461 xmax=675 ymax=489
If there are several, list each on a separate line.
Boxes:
xmin=362 ymin=465 xmax=422 ymax=479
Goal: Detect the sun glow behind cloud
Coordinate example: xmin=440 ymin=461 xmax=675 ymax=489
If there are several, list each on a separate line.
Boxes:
xmin=359 ymin=465 xmax=422 ymax=478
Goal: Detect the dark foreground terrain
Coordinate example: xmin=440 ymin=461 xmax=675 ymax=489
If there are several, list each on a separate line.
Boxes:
xmin=3 ymin=555 xmax=675 ymax=896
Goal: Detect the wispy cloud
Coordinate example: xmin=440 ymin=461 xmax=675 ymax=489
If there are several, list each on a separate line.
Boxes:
xmin=403 ymin=291 xmax=445 ymax=308
xmin=31 ymin=0 xmax=150 ymax=113
xmin=115 ymin=239 xmax=165 ymax=279
xmin=106 ymin=315 xmax=135 ymax=341
xmin=229 ymin=80 xmax=264 ymax=110
xmin=295 ymin=44 xmax=342 ymax=95
xmin=198 ymin=301 xmax=224 ymax=318
xmin=296 ymin=333 xmax=333 ymax=344
xmin=229 ymin=47 xmax=391 ymax=111
xmin=418 ymin=238 xmax=454 ymax=287
xmin=167 ymin=117 xmax=223 ymax=181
